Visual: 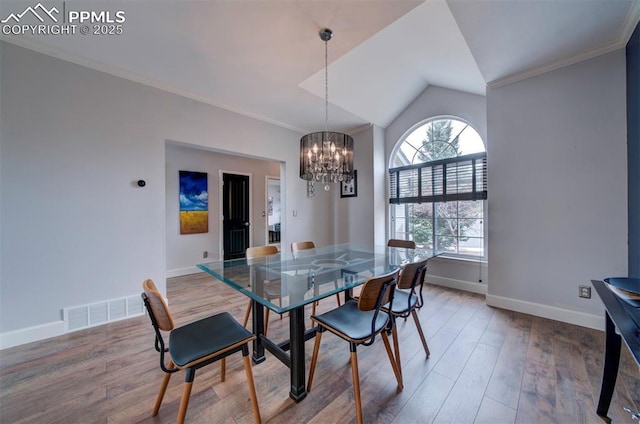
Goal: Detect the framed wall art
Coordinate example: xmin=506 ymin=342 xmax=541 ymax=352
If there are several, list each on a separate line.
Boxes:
xmin=340 ymin=170 xmax=357 ymax=198
xmin=179 ymin=170 xmax=208 ymax=234
xmin=307 ymin=180 xmax=315 ymax=197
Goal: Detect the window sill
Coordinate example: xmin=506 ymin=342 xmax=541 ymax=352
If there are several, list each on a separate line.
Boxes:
xmin=432 ymin=254 xmax=487 ymax=265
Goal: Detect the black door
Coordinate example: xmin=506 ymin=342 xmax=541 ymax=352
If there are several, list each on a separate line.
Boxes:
xmin=223 ymin=173 xmax=250 ymax=260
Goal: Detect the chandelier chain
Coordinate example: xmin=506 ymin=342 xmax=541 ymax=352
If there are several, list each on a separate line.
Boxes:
xmin=299 ymin=28 xmax=354 ymax=189
xmin=324 ymin=37 xmax=329 ymax=133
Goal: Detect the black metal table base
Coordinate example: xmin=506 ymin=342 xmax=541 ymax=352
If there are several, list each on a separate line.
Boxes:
xmin=596 ymin=313 xmax=621 ymax=423
xmin=250 ymin=300 xmax=317 ymax=402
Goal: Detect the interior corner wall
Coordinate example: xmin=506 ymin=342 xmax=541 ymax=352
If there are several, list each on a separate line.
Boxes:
xmin=165 ymin=145 xmax=280 ymax=276
xmin=487 ymin=50 xmax=627 ymax=326
xmin=0 ymin=42 xmax=315 ymax=347
xmin=334 ymin=125 xmax=375 ymax=244
xmin=627 ymin=22 xmax=640 ymax=278
xmin=372 ymin=125 xmax=387 ymax=246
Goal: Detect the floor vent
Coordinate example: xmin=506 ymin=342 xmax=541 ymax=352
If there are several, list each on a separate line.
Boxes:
xmin=63 ymin=294 xmax=144 ymax=333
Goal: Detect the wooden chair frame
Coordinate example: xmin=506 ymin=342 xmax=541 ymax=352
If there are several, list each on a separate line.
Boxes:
xmin=242 ymin=245 xmax=280 ymax=336
xmin=382 ymin=258 xmax=430 ymax=381
xmin=307 ymin=270 xmax=403 ymax=424
xmin=387 ymin=239 xmax=416 ymax=249
xmin=142 ymin=281 xmax=261 ymax=424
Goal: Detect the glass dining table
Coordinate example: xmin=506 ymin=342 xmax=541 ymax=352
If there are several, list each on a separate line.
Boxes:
xmin=197 ymin=243 xmax=435 ymax=402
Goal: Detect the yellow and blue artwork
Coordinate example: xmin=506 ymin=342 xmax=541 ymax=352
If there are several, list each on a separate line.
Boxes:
xmin=179 ymin=170 xmax=208 ymax=234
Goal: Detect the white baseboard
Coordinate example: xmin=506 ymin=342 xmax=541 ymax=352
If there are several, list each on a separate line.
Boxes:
xmin=486 ymin=293 xmax=604 ymax=331
xmin=426 ymin=275 xmax=488 ymax=295
xmin=425 ymin=275 xmax=604 ymax=330
xmin=166 ymin=266 xmax=201 ymax=278
xmin=0 ymin=276 xmax=603 ymax=351
xmin=0 ymin=320 xmax=65 ymax=350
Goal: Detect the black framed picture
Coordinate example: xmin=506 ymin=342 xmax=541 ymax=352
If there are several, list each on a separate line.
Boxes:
xmin=340 ymin=170 xmax=357 ymax=198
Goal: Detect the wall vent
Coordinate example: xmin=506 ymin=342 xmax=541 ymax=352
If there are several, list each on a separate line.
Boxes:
xmin=63 ymin=294 xmax=144 ymax=333
xmin=109 ymin=298 xmax=127 ymax=321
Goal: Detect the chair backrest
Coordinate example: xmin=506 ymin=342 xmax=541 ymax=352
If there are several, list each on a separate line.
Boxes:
xmin=245 ymin=245 xmax=278 ymax=266
xmin=291 ymin=241 xmax=315 ymax=252
xmin=246 ymin=245 xmax=278 ymax=259
xmin=358 ymin=269 xmax=399 ymax=312
xmin=142 ymin=279 xmax=175 ymax=332
xmin=143 ymin=278 xmax=159 ymax=292
xmin=397 ymin=258 xmax=428 ymax=290
xmin=141 ymin=281 xmax=183 ymax=375
xmin=387 ymin=239 xmax=416 ymax=249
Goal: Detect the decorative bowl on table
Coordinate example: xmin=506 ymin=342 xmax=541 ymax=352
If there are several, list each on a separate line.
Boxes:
xmin=604 ymin=277 xmax=640 ymax=308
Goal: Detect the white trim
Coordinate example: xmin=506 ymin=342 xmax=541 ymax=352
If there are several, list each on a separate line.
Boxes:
xmin=166 ymin=266 xmax=202 ymax=278
xmin=0 ymin=321 xmax=65 ymax=350
xmin=348 ymin=123 xmax=373 ymax=136
xmin=487 ymin=43 xmax=625 ymax=89
xmin=620 ymin=1 xmax=640 ymax=47
xmin=486 ymin=294 xmax=604 ymax=331
xmin=489 ymin=3 xmax=639 ymax=89
xmin=265 ymin=175 xmax=280 ymax=245
xmin=425 ymin=275 xmax=487 ymax=295
xmin=431 ymin=255 xmax=487 ymax=265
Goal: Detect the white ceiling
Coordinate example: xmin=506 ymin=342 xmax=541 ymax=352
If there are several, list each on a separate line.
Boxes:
xmin=1 ymin=0 xmax=638 ymax=133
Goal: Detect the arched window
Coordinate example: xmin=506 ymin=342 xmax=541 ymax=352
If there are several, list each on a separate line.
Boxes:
xmin=389 ymin=118 xmax=486 ymax=258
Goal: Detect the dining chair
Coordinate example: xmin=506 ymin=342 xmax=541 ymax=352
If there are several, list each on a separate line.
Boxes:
xmin=381 ymin=258 xmax=430 ymax=379
xmin=141 ymin=279 xmax=261 ymax=424
xmin=387 ymin=238 xmax=416 ymax=249
xmin=243 ymin=245 xmax=280 ymax=336
xmin=307 ymin=269 xmax=403 ymax=424
xmin=290 ymin=241 xmax=342 ymax=316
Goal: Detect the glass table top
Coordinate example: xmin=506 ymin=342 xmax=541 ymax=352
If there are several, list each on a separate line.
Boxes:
xmin=197 ymin=243 xmax=435 ymax=314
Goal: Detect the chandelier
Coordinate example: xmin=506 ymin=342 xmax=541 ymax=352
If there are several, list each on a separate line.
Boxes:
xmin=300 ymin=28 xmax=354 ymax=191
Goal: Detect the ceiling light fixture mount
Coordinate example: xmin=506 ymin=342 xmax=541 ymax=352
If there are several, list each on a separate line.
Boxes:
xmin=300 ymin=28 xmax=354 ymax=192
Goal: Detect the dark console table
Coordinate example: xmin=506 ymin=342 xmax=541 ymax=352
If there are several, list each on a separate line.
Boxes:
xmin=591 ymin=280 xmax=640 ymax=423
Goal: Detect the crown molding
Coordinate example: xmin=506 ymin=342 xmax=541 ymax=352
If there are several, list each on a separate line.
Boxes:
xmin=487 ymin=42 xmax=625 ymax=89
xmin=346 ymin=123 xmax=374 ymax=136
xmin=620 ymin=0 xmax=640 ymax=44
xmin=488 ymin=0 xmax=640 ymax=90
xmin=0 ymin=36 xmax=310 ymax=135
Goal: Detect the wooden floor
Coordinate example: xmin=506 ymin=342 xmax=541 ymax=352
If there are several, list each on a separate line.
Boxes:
xmin=1 ymin=273 xmax=638 ymax=423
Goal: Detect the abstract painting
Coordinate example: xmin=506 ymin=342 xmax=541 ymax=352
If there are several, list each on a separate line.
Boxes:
xmin=179 ymin=171 xmax=208 ymax=234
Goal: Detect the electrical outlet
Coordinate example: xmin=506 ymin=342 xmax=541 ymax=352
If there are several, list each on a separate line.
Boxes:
xmin=202 ymin=251 xmax=208 ymax=259
xmin=579 ymin=285 xmax=591 ymax=299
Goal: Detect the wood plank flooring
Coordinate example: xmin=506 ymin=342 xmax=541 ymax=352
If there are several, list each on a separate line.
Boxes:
xmin=1 ymin=273 xmax=638 ymax=423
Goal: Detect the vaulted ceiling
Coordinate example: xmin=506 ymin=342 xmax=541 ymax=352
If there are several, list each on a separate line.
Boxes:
xmin=1 ymin=0 xmax=638 ymax=133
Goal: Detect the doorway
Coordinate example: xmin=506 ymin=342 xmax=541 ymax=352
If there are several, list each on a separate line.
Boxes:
xmin=222 ymin=172 xmax=250 ymax=260
xmin=266 ymin=176 xmax=281 ymax=246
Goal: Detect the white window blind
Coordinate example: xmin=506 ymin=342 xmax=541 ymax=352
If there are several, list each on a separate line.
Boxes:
xmin=389 ymin=152 xmax=487 ymax=204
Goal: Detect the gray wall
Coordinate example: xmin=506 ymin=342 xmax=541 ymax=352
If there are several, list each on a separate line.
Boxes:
xmin=165 ymin=144 xmax=280 ymax=275
xmin=334 ymin=125 xmax=376 ymax=245
xmin=1 ymin=39 xmax=631 ymax=347
xmin=0 ymin=42 xmax=342 ymax=346
xmin=487 ymin=50 xmax=628 ymax=326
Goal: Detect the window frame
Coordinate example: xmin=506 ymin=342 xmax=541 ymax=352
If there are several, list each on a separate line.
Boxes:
xmin=388 ymin=117 xmax=487 ymax=260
